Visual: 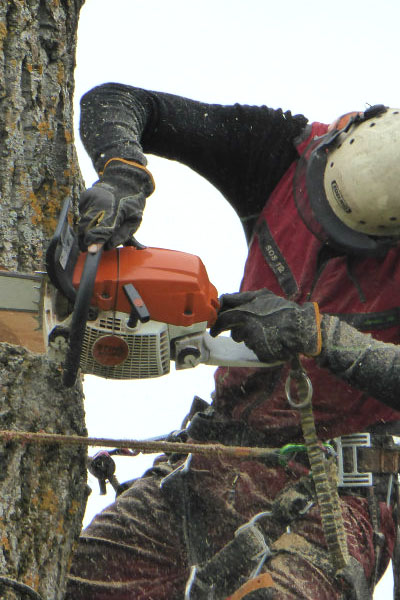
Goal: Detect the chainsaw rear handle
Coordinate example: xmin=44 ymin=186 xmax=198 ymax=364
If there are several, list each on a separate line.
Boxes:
xmin=63 ymin=248 xmax=103 ymax=387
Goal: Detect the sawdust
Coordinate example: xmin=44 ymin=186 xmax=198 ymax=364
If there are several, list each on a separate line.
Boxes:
xmin=0 ymin=311 xmax=45 ymax=353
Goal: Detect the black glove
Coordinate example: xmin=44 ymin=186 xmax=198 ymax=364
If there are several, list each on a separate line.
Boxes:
xmin=78 ymin=158 xmax=155 ymax=250
xmin=209 ymin=289 xmax=322 ymax=363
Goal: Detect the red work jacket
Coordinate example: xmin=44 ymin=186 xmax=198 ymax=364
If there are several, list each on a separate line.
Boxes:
xmin=213 ymin=122 xmax=400 ymax=444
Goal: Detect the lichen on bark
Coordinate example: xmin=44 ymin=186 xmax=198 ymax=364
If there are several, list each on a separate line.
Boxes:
xmin=0 ymin=1 xmax=88 ymax=598
xmin=0 ymin=345 xmax=88 ymax=600
xmin=0 ymin=0 xmax=84 ymax=272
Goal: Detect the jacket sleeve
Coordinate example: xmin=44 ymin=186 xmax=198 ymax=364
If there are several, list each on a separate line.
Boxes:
xmin=79 ymin=83 xmax=308 ymax=239
xmin=318 ymin=315 xmax=400 ymax=411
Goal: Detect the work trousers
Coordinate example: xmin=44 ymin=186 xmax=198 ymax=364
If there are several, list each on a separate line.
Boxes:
xmin=65 ymin=453 xmax=395 ymax=600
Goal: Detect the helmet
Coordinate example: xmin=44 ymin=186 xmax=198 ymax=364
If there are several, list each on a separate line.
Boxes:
xmin=294 ymin=105 xmax=400 ymax=256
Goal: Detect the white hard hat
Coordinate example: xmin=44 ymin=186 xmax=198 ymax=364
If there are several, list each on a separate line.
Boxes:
xmin=324 ymin=108 xmax=400 ymax=236
xmin=294 ymin=105 xmax=400 ymax=255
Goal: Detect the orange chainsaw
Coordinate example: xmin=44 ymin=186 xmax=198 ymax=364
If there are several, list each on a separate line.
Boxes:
xmin=45 ymin=199 xmax=272 ymax=387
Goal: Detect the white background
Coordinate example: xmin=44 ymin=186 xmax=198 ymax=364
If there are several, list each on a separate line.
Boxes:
xmin=74 ymin=1 xmax=400 ymax=596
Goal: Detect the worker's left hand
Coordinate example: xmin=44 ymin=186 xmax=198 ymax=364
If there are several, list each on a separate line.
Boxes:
xmin=78 ymin=159 xmax=155 ymax=251
xmin=209 ymin=289 xmax=322 ymax=362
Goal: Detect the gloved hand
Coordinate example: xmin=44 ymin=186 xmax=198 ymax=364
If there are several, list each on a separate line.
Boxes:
xmin=209 ymin=289 xmax=322 ymax=363
xmin=78 ymin=158 xmax=155 ymax=250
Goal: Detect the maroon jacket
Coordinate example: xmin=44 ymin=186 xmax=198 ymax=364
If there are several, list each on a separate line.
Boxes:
xmin=213 ymin=122 xmax=400 ymax=444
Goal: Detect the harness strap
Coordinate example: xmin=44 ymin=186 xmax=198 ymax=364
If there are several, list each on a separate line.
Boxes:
xmin=271 ymin=533 xmax=371 ymax=600
xmin=227 ymin=573 xmax=274 ymax=600
xmin=358 ymin=447 xmax=400 ymax=473
xmin=184 ymin=514 xmax=273 ymax=600
xmin=367 ymin=487 xmax=385 ymax=591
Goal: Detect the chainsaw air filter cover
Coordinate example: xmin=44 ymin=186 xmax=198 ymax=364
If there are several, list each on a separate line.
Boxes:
xmin=81 ymin=311 xmax=171 ymax=379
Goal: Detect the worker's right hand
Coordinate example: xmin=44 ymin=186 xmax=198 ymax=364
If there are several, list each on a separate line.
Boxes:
xmin=78 ymin=158 xmax=155 ymax=251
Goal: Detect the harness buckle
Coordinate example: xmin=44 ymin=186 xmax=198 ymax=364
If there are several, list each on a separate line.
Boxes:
xmin=335 ymin=433 xmax=373 ymax=487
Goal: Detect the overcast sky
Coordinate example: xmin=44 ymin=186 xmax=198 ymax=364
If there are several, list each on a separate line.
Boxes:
xmin=73 ymin=2 xmax=400 ymax=596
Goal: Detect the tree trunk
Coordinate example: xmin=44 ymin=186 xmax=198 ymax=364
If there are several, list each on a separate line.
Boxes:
xmin=0 ymin=1 xmax=87 ymax=599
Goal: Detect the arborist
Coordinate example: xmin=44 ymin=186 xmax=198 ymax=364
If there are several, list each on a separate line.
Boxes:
xmin=65 ymin=87 xmax=400 ymax=599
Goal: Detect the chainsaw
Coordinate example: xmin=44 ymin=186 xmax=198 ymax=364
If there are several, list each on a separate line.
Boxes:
xmin=42 ymin=198 xmax=276 ymax=387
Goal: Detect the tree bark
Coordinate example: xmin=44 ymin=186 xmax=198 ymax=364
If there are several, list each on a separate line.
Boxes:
xmin=0 ymin=0 xmax=83 ymax=271
xmin=0 ymin=1 xmax=87 ymax=599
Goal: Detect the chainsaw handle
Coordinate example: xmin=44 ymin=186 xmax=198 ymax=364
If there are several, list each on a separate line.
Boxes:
xmin=63 ymin=248 xmax=103 ymax=387
xmin=46 ymin=197 xmax=80 ymax=303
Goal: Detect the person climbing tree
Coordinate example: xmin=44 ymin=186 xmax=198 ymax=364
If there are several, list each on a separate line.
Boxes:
xmin=66 ymin=87 xmax=400 ymax=599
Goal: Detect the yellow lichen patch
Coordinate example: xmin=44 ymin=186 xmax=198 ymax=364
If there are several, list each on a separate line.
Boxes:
xmin=59 ymin=184 xmax=71 ymax=196
xmin=1 ymin=533 xmax=10 ymax=552
xmin=65 ymin=162 xmax=80 ymax=181
xmin=0 ymin=22 xmax=8 ymax=52
xmin=56 ymin=516 xmax=65 ymax=534
xmin=57 ymin=62 xmax=65 ymax=86
xmin=37 ymin=120 xmax=54 ymax=140
xmin=64 ymin=129 xmax=73 ymax=143
xmin=45 ymin=183 xmax=66 ymax=234
xmin=69 ymin=499 xmax=81 ymax=516
xmin=23 ymin=573 xmax=40 ymax=591
xmin=30 ymin=181 xmax=62 ymax=234
xmin=30 ymin=191 xmax=43 ymax=226
xmin=40 ymin=487 xmax=59 ymax=514
xmin=0 ymin=517 xmax=10 ymax=553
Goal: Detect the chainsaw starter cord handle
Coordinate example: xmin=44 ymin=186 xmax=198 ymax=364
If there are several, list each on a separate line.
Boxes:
xmin=63 ymin=248 xmax=103 ymax=387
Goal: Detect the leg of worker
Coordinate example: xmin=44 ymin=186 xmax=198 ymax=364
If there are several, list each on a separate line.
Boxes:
xmin=187 ymin=453 xmax=395 ymax=599
xmin=255 ymin=495 xmax=395 ymax=599
xmin=65 ymin=462 xmax=189 ymax=600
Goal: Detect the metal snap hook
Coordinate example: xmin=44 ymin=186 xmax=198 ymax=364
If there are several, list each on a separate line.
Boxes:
xmin=285 ymin=369 xmax=313 ymax=409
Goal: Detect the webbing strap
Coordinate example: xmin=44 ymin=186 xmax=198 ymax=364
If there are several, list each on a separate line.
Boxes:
xmin=285 ymin=359 xmax=350 ymax=572
xmin=227 ymin=573 xmax=274 ymax=600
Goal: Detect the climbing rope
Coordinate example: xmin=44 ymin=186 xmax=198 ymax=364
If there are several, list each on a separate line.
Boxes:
xmin=285 ymin=357 xmax=350 ymax=572
xmin=0 ymin=429 xmax=282 ymax=462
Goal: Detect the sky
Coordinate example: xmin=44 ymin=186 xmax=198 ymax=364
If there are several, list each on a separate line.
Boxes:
xmin=73 ymin=1 xmax=400 ymax=596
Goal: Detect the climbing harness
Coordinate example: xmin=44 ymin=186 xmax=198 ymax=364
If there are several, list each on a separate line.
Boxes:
xmin=184 ymin=511 xmax=273 ymax=600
